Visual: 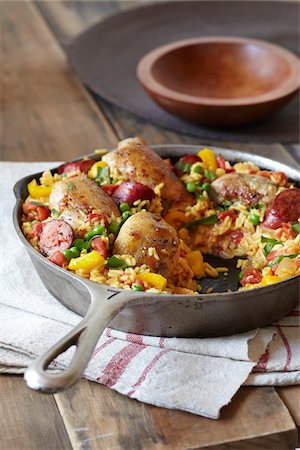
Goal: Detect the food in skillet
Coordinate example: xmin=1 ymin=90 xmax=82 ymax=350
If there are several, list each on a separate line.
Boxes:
xmin=21 ymin=137 xmax=300 ymax=293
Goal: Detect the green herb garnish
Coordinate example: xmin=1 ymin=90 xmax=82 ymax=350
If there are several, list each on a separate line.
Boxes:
xmin=30 ymin=201 xmax=45 ymax=206
xmin=204 ymin=169 xmax=216 ymax=181
xmin=185 ymin=214 xmax=218 ymax=229
xmin=95 ymin=165 xmax=111 ymax=185
xmin=109 ymin=221 xmax=121 ymax=235
xmin=261 ymin=236 xmax=283 ymax=257
xmin=68 ymin=182 xmax=75 ymax=190
xmin=51 ymin=208 xmax=59 ymax=216
xmin=268 ymin=253 xmax=300 ymax=267
xmin=107 ymin=256 xmax=127 ymax=269
xmin=176 ymin=161 xmax=192 ymax=173
xmin=292 ymin=223 xmax=300 ymax=234
xmin=73 ymin=239 xmax=91 ymax=250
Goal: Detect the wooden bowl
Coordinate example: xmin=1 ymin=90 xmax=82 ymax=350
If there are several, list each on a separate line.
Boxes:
xmin=136 ymin=37 xmax=300 ymax=126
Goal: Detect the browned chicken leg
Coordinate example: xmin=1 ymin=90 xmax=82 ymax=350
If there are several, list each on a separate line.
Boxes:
xmin=113 ymin=211 xmax=180 ymax=278
xmin=102 ymin=137 xmax=194 ymax=212
xmin=49 ymin=175 xmax=120 ymax=234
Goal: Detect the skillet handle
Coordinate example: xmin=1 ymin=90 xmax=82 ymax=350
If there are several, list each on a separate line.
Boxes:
xmin=24 ymin=288 xmax=134 ymax=393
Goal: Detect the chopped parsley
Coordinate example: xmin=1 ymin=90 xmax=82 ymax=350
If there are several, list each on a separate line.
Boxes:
xmin=261 ymin=236 xmax=283 ymax=257
xmin=185 ymin=214 xmax=218 ymax=229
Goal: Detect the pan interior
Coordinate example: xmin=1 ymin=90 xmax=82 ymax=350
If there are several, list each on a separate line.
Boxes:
xmin=200 ymin=255 xmax=240 ymax=293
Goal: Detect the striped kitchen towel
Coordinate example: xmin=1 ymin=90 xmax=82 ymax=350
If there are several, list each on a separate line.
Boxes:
xmin=0 ymin=162 xmax=299 ymax=419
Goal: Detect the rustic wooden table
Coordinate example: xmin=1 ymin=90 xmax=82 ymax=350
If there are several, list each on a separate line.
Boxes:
xmin=1 ymin=1 xmax=300 ymax=449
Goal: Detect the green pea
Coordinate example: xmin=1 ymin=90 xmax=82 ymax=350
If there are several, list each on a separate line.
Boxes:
xmin=132 ymin=283 xmax=144 ymax=291
xmin=119 ymin=202 xmax=130 ymax=213
xmin=193 ymin=165 xmax=202 ymax=174
xmin=292 ymin=223 xmax=300 ymax=234
xmin=109 ymin=221 xmax=120 ymax=235
xmin=249 ymin=213 xmax=260 ymax=225
xmin=62 ymin=249 xmax=74 ymax=261
xmin=93 ymin=225 xmax=105 ymax=235
xmin=202 ymin=182 xmax=211 ymax=192
xmin=186 ymin=182 xmax=196 ymax=193
xmin=122 ymin=211 xmax=132 ymax=221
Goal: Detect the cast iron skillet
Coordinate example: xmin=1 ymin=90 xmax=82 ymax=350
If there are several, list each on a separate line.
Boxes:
xmin=13 ymin=145 xmax=300 ymax=393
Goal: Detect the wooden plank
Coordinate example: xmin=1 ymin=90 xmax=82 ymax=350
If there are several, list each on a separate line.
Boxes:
xmin=277 ymin=386 xmax=300 ymax=427
xmin=0 ymin=1 xmax=117 ymax=162
xmin=54 ymin=381 xmax=297 ymax=450
xmin=37 ymin=0 xmax=300 ymax=168
xmin=0 ymin=375 xmax=72 ymax=450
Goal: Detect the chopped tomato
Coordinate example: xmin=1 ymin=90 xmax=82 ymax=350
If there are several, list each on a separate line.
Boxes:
xmin=79 ymin=160 xmax=94 ymax=173
xmin=276 ymin=223 xmax=294 ymax=239
xmin=91 ymin=237 xmax=108 ymax=258
xmin=32 ymin=222 xmax=44 ymax=239
xmin=101 ymin=184 xmax=119 ymax=196
xmin=37 ymin=206 xmax=50 ymax=221
xmin=87 ymin=213 xmax=108 ymax=227
xmin=49 ymin=251 xmax=65 ymax=267
xmin=230 ymin=229 xmax=244 ymax=243
xmin=240 ymin=269 xmax=262 ymax=286
xmin=22 ymin=202 xmax=38 ymax=213
xmin=257 ymin=170 xmax=272 ymax=179
xmin=271 ymin=171 xmax=288 ymax=186
xmin=216 ymin=155 xmax=234 ymax=173
xmin=271 ymin=263 xmax=279 ymax=275
xmin=180 ymin=154 xmax=202 ymax=165
xmin=133 ymin=278 xmax=145 ymax=289
xmin=218 ymin=210 xmax=237 ymax=223
xmin=266 ymin=250 xmax=280 ymax=263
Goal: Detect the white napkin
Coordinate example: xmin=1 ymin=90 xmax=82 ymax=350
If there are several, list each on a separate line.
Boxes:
xmin=0 ymin=162 xmax=299 ymax=419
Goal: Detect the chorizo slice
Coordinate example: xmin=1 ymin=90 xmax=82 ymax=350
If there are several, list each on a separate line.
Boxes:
xmin=262 ymin=188 xmax=300 ymax=229
xmin=38 ymin=219 xmax=74 ymax=257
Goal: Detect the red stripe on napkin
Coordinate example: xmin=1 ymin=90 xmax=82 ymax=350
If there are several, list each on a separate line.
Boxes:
xmin=127 ymin=349 xmax=170 ymax=397
xmin=91 ymin=337 xmax=115 ymax=359
xmin=126 ymin=333 xmax=144 ymax=345
xmin=275 ymin=325 xmax=292 ymax=371
xmin=286 ymin=310 xmax=300 ymax=317
xmin=96 ymin=342 xmax=146 ymax=388
xmin=253 ymin=347 xmax=270 ymax=372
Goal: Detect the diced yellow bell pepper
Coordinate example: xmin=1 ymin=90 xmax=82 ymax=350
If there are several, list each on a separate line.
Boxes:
xmin=163 ymin=210 xmax=189 ymax=229
xmin=261 ymin=275 xmax=285 ymax=286
xmin=68 ymin=250 xmax=105 ymax=271
xmin=88 ymin=161 xmax=108 ymax=179
xmin=186 ymin=250 xmax=205 ymax=277
xmin=197 ymin=148 xmax=217 ymax=171
xmin=27 ymin=179 xmax=52 ymax=199
xmin=138 ymin=272 xmax=167 ymax=291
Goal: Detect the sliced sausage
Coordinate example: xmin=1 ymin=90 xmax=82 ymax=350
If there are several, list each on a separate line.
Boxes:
xmin=39 ymin=219 xmax=74 ymax=257
xmin=210 ymin=173 xmax=277 ymax=206
xmin=113 ymin=211 xmax=180 ymax=278
xmin=102 ymin=137 xmax=194 ymax=212
xmin=112 ymin=182 xmax=155 ymax=206
xmin=57 ymin=159 xmax=94 ymax=175
xmin=262 ymin=188 xmax=300 ymax=229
